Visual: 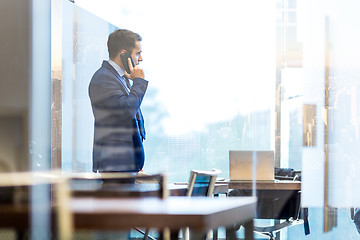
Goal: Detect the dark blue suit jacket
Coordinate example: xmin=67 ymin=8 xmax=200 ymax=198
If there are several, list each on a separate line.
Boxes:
xmin=89 ymin=61 xmax=148 ymax=172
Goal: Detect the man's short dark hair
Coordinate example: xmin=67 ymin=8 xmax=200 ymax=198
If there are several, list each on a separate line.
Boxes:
xmin=107 ymin=29 xmax=142 ymax=59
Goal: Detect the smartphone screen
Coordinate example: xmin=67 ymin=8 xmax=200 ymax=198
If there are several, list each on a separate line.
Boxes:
xmin=120 ymin=51 xmax=135 ymax=74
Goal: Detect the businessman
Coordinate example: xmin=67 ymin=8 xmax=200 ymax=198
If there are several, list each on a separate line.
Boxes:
xmin=89 ymin=29 xmax=148 ymax=174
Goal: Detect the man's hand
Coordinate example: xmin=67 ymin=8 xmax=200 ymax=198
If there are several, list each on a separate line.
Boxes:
xmin=124 ymin=58 xmax=145 ymax=79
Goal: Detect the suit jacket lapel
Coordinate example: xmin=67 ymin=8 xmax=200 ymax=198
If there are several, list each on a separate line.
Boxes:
xmin=103 ymin=61 xmax=129 ymax=95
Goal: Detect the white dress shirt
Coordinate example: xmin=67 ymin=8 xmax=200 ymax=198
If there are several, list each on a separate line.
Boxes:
xmin=108 ymin=59 xmax=131 ymax=92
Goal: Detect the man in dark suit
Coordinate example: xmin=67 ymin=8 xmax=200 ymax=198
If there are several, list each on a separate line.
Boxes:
xmin=89 ymin=29 xmax=148 ymax=174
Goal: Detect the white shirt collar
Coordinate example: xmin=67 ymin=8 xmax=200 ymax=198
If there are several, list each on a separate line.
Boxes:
xmin=108 ymin=59 xmax=130 ymax=91
xmin=108 ymin=59 xmax=126 ymax=77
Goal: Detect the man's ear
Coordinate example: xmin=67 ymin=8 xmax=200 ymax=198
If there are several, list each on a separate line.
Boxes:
xmin=119 ymin=49 xmax=127 ymax=54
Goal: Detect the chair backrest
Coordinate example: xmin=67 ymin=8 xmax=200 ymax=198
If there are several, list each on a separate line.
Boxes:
xmin=67 ymin=172 xmax=168 ymax=240
xmin=185 ymin=169 xmax=221 ymax=197
xmin=0 ymin=171 xmax=72 ymax=240
xmin=67 ymin=172 xmax=167 ymax=199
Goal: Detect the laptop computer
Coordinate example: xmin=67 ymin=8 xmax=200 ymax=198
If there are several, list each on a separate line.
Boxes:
xmin=229 ymin=150 xmax=275 ymax=181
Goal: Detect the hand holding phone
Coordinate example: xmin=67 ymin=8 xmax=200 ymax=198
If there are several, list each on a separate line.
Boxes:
xmin=120 ymin=51 xmax=135 ymax=74
xmin=120 ymin=51 xmax=145 ymax=79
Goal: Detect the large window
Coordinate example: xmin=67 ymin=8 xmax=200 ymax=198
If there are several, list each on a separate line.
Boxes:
xmin=58 ymin=0 xmax=277 ymax=182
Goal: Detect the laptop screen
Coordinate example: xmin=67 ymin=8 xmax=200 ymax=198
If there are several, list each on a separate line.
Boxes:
xmin=229 ymin=150 xmax=275 ymax=181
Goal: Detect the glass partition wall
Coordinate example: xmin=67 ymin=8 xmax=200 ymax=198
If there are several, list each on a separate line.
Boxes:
xmin=51 ymin=0 xmax=360 ymax=239
xmin=282 ymin=0 xmax=360 ymax=239
xmin=55 ymin=1 xmax=276 ymax=238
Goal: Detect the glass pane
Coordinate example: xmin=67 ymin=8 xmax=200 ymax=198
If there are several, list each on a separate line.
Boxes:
xmin=326 ymin=0 xmax=360 ymax=207
xmin=74 ymin=0 xmax=276 ymax=182
xmin=59 ymin=0 xmax=117 ymax=172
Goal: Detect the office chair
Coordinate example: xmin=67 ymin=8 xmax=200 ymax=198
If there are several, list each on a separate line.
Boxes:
xmin=68 ymin=172 xmax=167 ymax=240
xmin=252 ymin=169 xmax=309 ymax=240
xmin=185 ymin=169 xmax=220 ymax=197
xmin=351 ymin=208 xmax=360 ymax=235
xmin=0 ymin=171 xmax=73 ymax=240
xmin=253 ymin=190 xmax=307 ymax=240
xmin=182 ymin=169 xmax=221 ymax=240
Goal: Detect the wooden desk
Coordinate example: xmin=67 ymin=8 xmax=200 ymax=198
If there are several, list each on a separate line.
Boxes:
xmin=71 ymin=196 xmax=256 ymax=240
xmin=229 ymin=180 xmax=301 ymax=220
xmin=229 ymin=180 xmax=301 ymax=190
xmin=72 ymin=182 xmax=228 ymax=198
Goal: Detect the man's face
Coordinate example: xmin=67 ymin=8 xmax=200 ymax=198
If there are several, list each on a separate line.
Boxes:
xmin=131 ymin=41 xmax=143 ymax=65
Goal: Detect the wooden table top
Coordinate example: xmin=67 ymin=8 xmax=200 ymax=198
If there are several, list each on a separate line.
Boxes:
xmin=229 ymin=180 xmax=301 ymax=190
xmin=169 ymin=182 xmax=229 ymax=196
xmin=71 ymin=196 xmax=256 ymax=231
xmin=0 ymin=196 xmax=255 ymax=230
xmin=71 ymin=182 xmax=228 ymax=198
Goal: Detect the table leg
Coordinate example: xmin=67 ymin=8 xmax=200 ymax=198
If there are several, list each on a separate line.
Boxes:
xmin=212 ymin=228 xmax=218 ymax=240
xmin=170 ymin=231 xmax=179 ymax=240
xmin=275 ymin=219 xmax=280 ymax=240
xmin=244 ymin=219 xmax=254 ymax=240
xmin=225 ymin=226 xmax=236 ymax=240
xmin=159 ymin=228 xmax=169 ymax=240
xmin=164 ymin=228 xmax=180 ymax=240
xmin=189 ymin=229 xmax=207 ymax=240
xmin=16 ymin=230 xmax=26 ymax=240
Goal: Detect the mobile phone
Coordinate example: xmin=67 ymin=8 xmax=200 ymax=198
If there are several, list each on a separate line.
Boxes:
xmin=120 ymin=51 xmax=135 ymax=74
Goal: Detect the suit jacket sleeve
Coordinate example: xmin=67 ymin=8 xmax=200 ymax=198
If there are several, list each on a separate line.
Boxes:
xmin=89 ymin=72 xmax=148 ymax=120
